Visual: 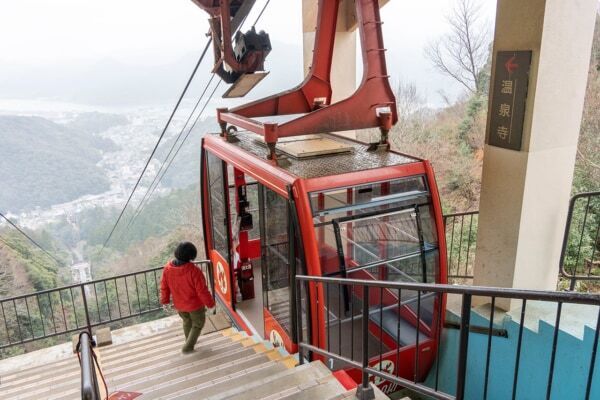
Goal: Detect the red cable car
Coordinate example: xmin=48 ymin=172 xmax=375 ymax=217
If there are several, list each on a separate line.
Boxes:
xmin=200 ymin=131 xmax=447 ymax=390
xmin=196 ymin=0 xmax=447 ymax=392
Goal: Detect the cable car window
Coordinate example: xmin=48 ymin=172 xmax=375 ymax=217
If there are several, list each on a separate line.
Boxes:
xmin=335 ymin=206 xmax=439 ymax=284
xmin=260 ymin=186 xmax=292 ymax=335
xmin=309 ymin=176 xmax=427 ymax=220
xmin=245 ymin=181 xmax=260 ymax=240
xmin=310 ymin=176 xmax=438 ymax=285
xmin=206 ymin=152 xmax=229 ymax=259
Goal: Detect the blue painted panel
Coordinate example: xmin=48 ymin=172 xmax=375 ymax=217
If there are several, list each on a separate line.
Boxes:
xmin=423 ymin=307 xmax=599 ymax=399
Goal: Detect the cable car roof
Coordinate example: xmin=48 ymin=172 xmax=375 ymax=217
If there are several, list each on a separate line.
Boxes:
xmin=210 ymin=131 xmax=422 ymax=180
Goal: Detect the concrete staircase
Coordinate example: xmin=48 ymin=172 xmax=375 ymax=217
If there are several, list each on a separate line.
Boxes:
xmin=0 ymin=314 xmax=388 ymax=399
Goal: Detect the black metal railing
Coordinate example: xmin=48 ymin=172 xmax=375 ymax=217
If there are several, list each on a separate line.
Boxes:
xmin=444 ymin=211 xmax=478 ymax=281
xmin=444 ymin=191 xmax=600 ymax=289
xmin=0 ymin=261 xmax=213 ymax=351
xmin=76 ymin=331 xmax=103 ymax=400
xmin=560 ymin=191 xmax=600 ymax=290
xmin=295 ymin=275 xmax=600 ymax=400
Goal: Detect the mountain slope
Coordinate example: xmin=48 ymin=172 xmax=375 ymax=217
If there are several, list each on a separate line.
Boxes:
xmin=0 ymin=115 xmax=112 ymax=212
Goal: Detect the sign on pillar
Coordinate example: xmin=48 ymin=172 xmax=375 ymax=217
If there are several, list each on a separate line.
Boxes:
xmin=487 ymin=51 xmax=532 ymax=151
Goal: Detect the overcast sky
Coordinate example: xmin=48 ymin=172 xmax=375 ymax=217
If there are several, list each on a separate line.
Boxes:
xmin=0 ymin=0 xmax=498 ymax=107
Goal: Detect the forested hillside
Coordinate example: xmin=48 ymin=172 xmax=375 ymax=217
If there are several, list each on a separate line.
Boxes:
xmin=0 ymin=230 xmax=67 ymax=297
xmin=573 ymin=15 xmax=600 ymax=194
xmin=0 ymin=115 xmax=114 ymax=211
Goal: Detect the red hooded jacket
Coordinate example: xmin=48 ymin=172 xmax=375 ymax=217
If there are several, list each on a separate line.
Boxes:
xmin=160 ymin=261 xmax=215 ymax=312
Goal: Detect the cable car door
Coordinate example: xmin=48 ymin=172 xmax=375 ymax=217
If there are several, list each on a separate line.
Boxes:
xmin=205 ymin=151 xmax=235 ymax=309
xmin=259 ymin=185 xmax=297 ymax=353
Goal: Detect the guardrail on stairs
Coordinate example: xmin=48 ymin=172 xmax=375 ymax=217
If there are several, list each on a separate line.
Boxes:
xmin=75 ymin=331 xmax=103 ymax=400
xmin=0 ymin=261 xmax=213 ymax=351
xmin=295 ymin=274 xmax=600 ymax=400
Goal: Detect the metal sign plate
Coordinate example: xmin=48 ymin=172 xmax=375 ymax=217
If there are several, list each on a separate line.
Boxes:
xmin=487 ymin=50 xmax=532 ymax=151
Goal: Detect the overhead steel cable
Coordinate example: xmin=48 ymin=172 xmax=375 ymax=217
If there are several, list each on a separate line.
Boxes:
xmin=99 ymin=38 xmax=213 ymax=253
xmin=114 ymin=0 xmax=272 ymax=237
xmin=124 ymin=73 xmax=218 ymax=231
xmin=126 ymin=0 xmax=263 ymax=224
xmin=0 ymin=212 xmax=63 ymax=265
xmin=125 ymin=79 xmax=223 ymax=232
xmin=252 ymin=0 xmax=271 ymax=27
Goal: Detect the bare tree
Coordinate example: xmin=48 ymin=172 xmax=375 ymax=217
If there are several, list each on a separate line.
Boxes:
xmin=393 ymin=81 xmax=425 ymax=139
xmin=425 ymin=0 xmax=490 ymax=94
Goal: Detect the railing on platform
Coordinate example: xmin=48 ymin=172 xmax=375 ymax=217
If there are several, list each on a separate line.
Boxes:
xmin=443 ymin=191 xmax=600 ymax=289
xmin=560 ymin=191 xmax=600 ymax=291
xmin=0 ymin=261 xmax=213 ymax=351
xmin=295 ymin=275 xmax=600 ymax=400
xmin=443 ymin=211 xmax=478 ymax=281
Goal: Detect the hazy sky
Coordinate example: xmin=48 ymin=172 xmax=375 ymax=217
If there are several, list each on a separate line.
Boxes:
xmin=0 ymin=0 xmax=498 ymax=105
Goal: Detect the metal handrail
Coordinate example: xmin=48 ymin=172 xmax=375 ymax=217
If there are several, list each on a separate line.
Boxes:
xmin=295 ymin=274 xmax=600 ymax=400
xmin=559 ymin=191 xmax=600 ymax=289
xmin=296 ymin=275 xmax=600 ymax=304
xmin=76 ymin=331 xmax=101 ymax=400
xmin=443 ymin=211 xmax=478 ymax=281
xmin=0 ymin=260 xmax=212 ymax=351
xmin=443 ymin=191 xmax=600 ymax=289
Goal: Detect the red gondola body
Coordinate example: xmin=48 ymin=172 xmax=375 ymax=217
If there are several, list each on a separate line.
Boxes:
xmin=200 ymin=132 xmax=447 ymax=394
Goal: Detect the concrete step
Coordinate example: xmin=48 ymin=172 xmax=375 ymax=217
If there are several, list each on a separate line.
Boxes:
xmin=102 ymin=336 xmax=235 ymax=382
xmin=0 ymin=325 xmax=186 ymax=384
xmin=262 ymin=375 xmax=347 ymax=400
xmin=109 ymin=343 xmax=262 ymax=390
xmin=100 ymin=327 xmax=222 ymax=360
xmin=49 ymin=343 xmax=263 ymax=400
xmin=43 ymin=334 xmax=246 ymax=400
xmin=1 ymin=368 xmax=80 ymax=398
xmin=0 ymin=326 xmax=186 ymax=386
xmin=99 ymin=325 xmax=184 ymax=355
xmin=140 ymin=352 xmax=290 ymax=399
xmin=121 ymin=351 xmax=278 ymax=394
xmin=5 ymin=330 xmax=234 ymax=399
xmin=14 ymin=339 xmax=244 ymax=400
xmin=101 ymin=318 xmax=219 ymax=355
xmin=1 ymin=318 xmax=391 ymax=400
xmin=0 ymin=352 xmax=77 ymax=385
xmin=1 ymin=331 xmax=230 ymax=394
xmin=101 ymin=332 xmax=229 ymax=368
xmin=210 ymin=361 xmax=329 ymax=400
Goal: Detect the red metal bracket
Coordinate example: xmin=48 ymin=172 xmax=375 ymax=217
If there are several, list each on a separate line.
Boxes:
xmin=191 ymin=0 xmax=270 ymax=84
xmin=217 ymin=0 xmax=398 ymax=159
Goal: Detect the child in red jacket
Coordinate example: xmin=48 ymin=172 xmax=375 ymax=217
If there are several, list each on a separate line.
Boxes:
xmin=160 ymin=242 xmax=215 ymax=354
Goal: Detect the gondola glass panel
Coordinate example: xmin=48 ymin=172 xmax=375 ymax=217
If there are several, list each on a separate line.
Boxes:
xmin=260 ymin=186 xmax=292 ymax=335
xmin=207 ymin=152 xmax=229 ymax=260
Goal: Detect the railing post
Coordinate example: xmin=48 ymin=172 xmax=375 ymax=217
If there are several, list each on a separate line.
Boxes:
xmin=207 ymin=261 xmax=216 ymax=315
xmin=356 ymin=285 xmax=375 ymax=400
xmin=296 ymin=279 xmax=304 ymax=365
xmin=456 ymin=293 xmax=472 ymax=400
xmin=81 ymin=284 xmax=92 ymax=334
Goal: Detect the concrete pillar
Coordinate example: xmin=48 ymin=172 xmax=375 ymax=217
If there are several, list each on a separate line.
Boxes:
xmin=473 ymin=0 xmax=597 ymax=301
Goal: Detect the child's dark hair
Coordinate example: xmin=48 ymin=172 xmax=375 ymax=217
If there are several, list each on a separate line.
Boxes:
xmin=174 ymin=242 xmax=197 ymax=263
